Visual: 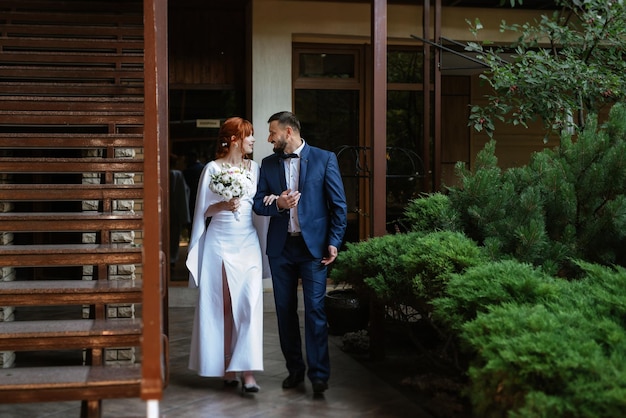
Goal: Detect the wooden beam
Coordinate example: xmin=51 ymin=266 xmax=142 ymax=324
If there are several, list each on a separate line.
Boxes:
xmin=434 ymin=0 xmax=442 ymax=191
xmin=423 ymin=1 xmax=432 ymax=193
xmin=369 ymin=0 xmax=388 ymax=363
xmin=141 ymin=0 xmax=167 ymax=403
xmin=371 ymin=0 xmax=387 ymax=238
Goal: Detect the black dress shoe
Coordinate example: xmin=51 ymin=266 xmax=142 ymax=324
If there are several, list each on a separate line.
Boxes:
xmin=282 ymin=374 xmax=304 ymax=389
xmin=311 ymin=379 xmax=328 ymax=394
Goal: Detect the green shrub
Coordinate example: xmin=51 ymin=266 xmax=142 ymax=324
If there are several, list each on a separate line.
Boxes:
xmin=567 ymin=261 xmax=626 ymax=326
xmin=402 ymin=192 xmax=461 ymax=233
xmin=332 ymin=231 xmax=484 ymax=310
xmin=330 ymin=231 xmax=420 ymax=297
xmin=331 ymin=230 xmax=485 ymax=323
xmin=395 ymin=230 xmax=485 ymax=306
xmin=333 ymin=104 xmax=626 ymax=417
xmin=448 ymin=102 xmax=626 ymax=273
xmin=432 ymin=259 xmax=561 ymax=334
xmin=464 ymin=303 xmax=626 ymax=418
xmin=443 ymin=260 xmax=626 ymax=417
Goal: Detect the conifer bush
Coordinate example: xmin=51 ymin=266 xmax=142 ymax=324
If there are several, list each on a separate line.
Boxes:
xmin=465 ymin=302 xmax=626 ymax=418
xmin=330 ymin=231 xmax=420 ymax=300
xmin=432 ymin=260 xmax=561 ymax=334
xmin=332 ymin=231 xmax=484 ymax=314
xmin=457 ymin=2 xmax=626 ymax=412
xmin=448 ymin=103 xmax=626 ymax=274
xmin=433 ymin=260 xmax=626 ymax=417
xmin=331 ymin=230 xmax=485 ymax=349
xmin=402 ymin=192 xmax=461 ymax=233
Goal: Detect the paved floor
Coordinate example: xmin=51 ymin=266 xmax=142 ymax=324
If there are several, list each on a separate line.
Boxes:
xmin=0 ymin=287 xmax=432 ymax=418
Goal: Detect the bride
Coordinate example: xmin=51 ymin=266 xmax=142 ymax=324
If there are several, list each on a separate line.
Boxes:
xmin=186 ymin=116 xmax=266 ymax=394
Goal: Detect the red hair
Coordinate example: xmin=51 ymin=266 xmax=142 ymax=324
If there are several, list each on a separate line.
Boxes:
xmin=215 ymin=117 xmax=253 ymax=159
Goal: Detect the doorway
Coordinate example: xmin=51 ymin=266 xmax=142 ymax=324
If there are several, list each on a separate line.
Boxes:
xmin=167 ymin=1 xmax=248 ymax=284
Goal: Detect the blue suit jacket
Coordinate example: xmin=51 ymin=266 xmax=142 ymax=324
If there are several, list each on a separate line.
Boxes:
xmin=253 ymin=143 xmax=348 ymax=259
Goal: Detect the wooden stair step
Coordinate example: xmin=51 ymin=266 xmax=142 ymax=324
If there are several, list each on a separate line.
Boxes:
xmin=0 ymin=82 xmax=144 ymax=97
xmin=0 ymin=244 xmax=142 ymax=267
xmin=0 ymin=96 xmax=144 ymax=112
xmin=0 ymin=3 xmax=143 ymax=22
xmin=0 ymin=279 xmax=142 ymax=306
xmin=0 ymin=52 xmax=143 ymax=69
xmin=0 ymin=184 xmax=143 ymax=201
xmin=0 ymin=113 xmax=144 ymax=125
xmin=0 ymin=157 xmax=143 ymax=173
xmin=0 ymin=67 xmax=143 ymax=83
xmin=0 ymin=365 xmax=141 ymax=403
xmin=0 ymin=133 xmax=143 ymax=148
xmin=0 ymin=318 xmax=142 ymax=351
xmin=0 ymin=212 xmax=143 ymax=232
xmin=0 ymin=40 xmax=143 ymax=56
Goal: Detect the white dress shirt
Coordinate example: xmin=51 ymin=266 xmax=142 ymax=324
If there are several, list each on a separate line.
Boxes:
xmin=284 ymin=141 xmax=305 ymax=234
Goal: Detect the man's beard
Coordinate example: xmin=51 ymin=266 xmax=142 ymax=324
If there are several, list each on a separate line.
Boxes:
xmin=273 ymin=142 xmax=286 ymax=154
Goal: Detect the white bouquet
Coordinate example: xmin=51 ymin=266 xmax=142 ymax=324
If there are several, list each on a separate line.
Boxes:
xmin=209 ymin=163 xmax=254 ymax=221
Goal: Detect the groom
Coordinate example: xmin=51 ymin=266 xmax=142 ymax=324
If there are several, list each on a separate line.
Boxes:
xmin=253 ymin=111 xmax=347 ymax=394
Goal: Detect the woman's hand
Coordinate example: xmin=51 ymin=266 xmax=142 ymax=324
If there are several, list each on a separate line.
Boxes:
xmin=226 ymin=198 xmax=240 ymax=213
xmin=204 ymin=198 xmax=240 ymax=218
xmin=263 ymin=194 xmax=278 ymax=206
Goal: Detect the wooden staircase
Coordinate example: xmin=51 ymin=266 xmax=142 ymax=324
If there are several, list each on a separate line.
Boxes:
xmin=0 ymin=1 xmax=167 ymax=416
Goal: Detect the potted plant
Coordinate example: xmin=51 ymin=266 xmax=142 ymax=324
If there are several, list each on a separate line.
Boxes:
xmin=325 ymin=286 xmax=368 ymax=336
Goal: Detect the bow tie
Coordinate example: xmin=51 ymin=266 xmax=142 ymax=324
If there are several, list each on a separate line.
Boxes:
xmin=283 ymin=153 xmax=299 ymax=159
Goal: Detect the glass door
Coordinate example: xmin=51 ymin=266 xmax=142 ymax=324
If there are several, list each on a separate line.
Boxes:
xmin=293 ymin=44 xmax=367 ymax=244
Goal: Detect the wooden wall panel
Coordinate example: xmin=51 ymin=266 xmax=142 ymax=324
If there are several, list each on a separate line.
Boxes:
xmin=168 ymin=6 xmax=245 ymax=88
xmin=469 ymin=75 xmax=559 ymax=170
xmin=441 ymin=76 xmax=470 ymax=188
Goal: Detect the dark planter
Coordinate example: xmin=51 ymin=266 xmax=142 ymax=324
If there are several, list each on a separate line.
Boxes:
xmin=325 ymin=288 xmax=369 ymax=336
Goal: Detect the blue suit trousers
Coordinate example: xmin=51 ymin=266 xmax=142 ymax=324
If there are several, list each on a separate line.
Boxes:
xmin=269 ymin=234 xmax=330 ymax=383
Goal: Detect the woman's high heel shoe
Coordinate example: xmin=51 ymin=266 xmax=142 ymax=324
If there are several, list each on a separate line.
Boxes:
xmin=224 ymin=379 xmax=239 ymax=388
xmin=240 ymin=373 xmax=260 ymax=393
xmin=223 ymin=371 xmax=239 ymax=387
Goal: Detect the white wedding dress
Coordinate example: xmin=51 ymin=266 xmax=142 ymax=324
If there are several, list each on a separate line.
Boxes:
xmin=186 ymin=160 xmax=264 ymax=376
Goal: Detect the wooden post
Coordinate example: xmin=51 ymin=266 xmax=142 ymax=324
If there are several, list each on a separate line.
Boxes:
xmin=369 ymin=0 xmax=387 ymax=361
xmin=141 ymin=0 xmax=168 ymax=403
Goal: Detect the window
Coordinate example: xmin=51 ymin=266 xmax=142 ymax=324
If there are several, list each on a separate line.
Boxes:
xmin=292 ymin=43 xmax=428 ymax=238
xmin=294 ymin=43 xmax=365 ymax=242
xmin=299 ymin=53 xmax=356 ymax=79
xmin=386 ymin=47 xmax=426 ymax=231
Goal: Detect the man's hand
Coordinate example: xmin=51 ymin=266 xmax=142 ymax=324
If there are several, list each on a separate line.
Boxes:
xmin=277 ymin=189 xmax=301 ymax=210
xmin=321 ymin=245 xmax=338 ymax=266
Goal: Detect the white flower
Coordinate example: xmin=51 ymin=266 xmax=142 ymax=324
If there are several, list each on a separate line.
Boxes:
xmin=208 ymin=163 xmax=254 ymax=221
xmin=213 ymin=182 xmax=225 ymax=194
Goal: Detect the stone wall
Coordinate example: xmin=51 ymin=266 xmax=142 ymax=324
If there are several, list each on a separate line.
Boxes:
xmin=81 ymin=147 xmax=139 ymax=366
xmin=0 ymin=168 xmax=15 ymax=368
